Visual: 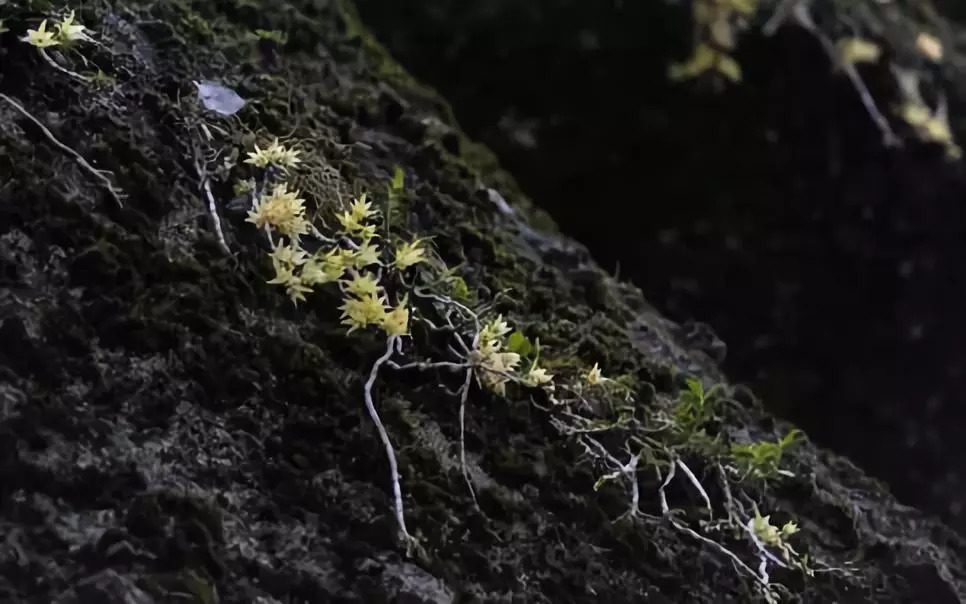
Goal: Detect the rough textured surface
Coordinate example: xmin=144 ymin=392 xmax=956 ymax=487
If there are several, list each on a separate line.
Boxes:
xmin=0 ymin=0 xmax=965 ymax=602
xmin=355 ymin=0 xmax=966 ymax=533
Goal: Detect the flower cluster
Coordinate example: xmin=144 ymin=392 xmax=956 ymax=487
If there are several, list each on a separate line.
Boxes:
xmin=247 ymin=183 xmax=310 ymax=239
xmin=22 ymin=10 xmax=90 ymax=48
xmin=241 ymin=138 xmax=815 ymax=593
xmin=751 ymin=510 xmax=801 ymax=564
xmin=469 ymin=315 xmax=522 ymax=395
xmin=244 ymin=140 xmax=426 ymax=337
xmin=244 ymin=138 xmax=302 ymax=170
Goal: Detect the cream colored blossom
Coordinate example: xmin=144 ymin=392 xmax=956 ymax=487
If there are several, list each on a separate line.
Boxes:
xmin=300 ymin=252 xmax=344 ymax=287
xmin=55 ymin=10 xmax=89 ymax=43
xmin=337 ymin=194 xmax=378 ymax=236
xmin=352 ymin=240 xmax=381 ymax=268
xmin=340 ymin=292 xmax=388 ymax=333
xmin=381 ymin=297 xmax=410 ymax=336
xmin=245 ymin=138 xmax=301 ymax=169
xmin=394 ymin=239 xmax=427 ymax=270
xmin=585 ymin=362 xmax=605 ymax=386
xmin=246 ymin=183 xmax=310 ymax=239
xmin=480 ymin=315 xmax=511 ymax=346
xmin=266 ymin=242 xmax=311 ymax=303
xmin=780 ymin=521 xmax=799 ymax=538
xmin=342 ymin=270 xmax=382 ymax=298
xmin=23 ymin=20 xmax=59 ymax=48
xmin=522 ymin=364 xmax=554 ymax=389
xmin=475 ymin=349 xmax=521 ymax=396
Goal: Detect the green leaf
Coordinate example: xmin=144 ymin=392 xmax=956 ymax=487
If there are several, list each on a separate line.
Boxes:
xmin=450 ymin=276 xmax=469 ymax=301
xmin=384 ymin=166 xmax=406 ymax=234
xmin=684 ymin=377 xmax=704 ymax=399
xmin=390 ymin=165 xmax=405 ymax=193
xmin=778 ymin=429 xmax=803 ymax=450
xmin=507 ymin=331 xmax=533 ymax=356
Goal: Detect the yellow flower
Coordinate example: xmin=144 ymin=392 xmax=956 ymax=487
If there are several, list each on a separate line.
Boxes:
xmin=351 ymin=240 xmax=381 ymax=268
xmin=339 ymin=292 xmax=389 ymax=333
xmin=268 ymin=240 xmax=308 ymax=268
xmin=282 ymin=276 xmax=313 ymax=304
xmin=336 ymin=194 xmax=378 ymax=236
xmin=394 ymin=239 xmax=427 ymax=270
xmin=55 ymin=10 xmax=89 ymax=43
xmin=298 ymin=258 xmax=334 ymax=287
xmin=246 ymin=183 xmax=310 ymax=239
xmin=356 ymin=223 xmax=378 ymax=242
xmin=478 ymin=338 xmax=500 ymax=357
xmin=522 ymin=365 xmax=554 ymax=389
xmin=266 ymin=243 xmax=311 ymax=303
xmin=381 ymin=297 xmax=410 ymax=336
xmin=752 ymin=512 xmax=782 ymax=547
xmin=336 ymin=210 xmax=362 ymax=234
xmin=480 ymin=315 xmax=511 ymax=347
xmin=299 ymin=247 xmax=347 ymax=287
xmin=342 ymin=270 xmax=382 ymax=298
xmin=23 ymin=20 xmax=60 ymax=48
xmin=245 ymin=138 xmax=301 ymax=169
xmin=475 ymin=349 xmax=521 ymax=396
xmin=585 ymin=363 xmax=605 ymax=386
xmin=349 ymin=193 xmax=376 ymax=222
xmin=780 ymin=521 xmax=799 ymax=538
xmin=494 ymin=351 xmax=521 ymax=374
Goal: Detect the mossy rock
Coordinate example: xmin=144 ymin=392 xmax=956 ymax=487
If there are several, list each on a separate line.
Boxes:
xmin=0 ymin=1 xmax=964 ymax=603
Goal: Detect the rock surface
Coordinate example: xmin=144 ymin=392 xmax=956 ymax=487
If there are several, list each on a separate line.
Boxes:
xmin=0 ymin=1 xmax=964 ymax=602
xmin=355 ymin=0 xmax=966 ymax=533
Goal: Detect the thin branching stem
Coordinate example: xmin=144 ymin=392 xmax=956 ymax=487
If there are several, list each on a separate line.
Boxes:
xmin=363 ymin=335 xmax=414 ymax=547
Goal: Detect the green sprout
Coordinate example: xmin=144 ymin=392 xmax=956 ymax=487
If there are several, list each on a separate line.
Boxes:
xmin=731 ymin=429 xmax=802 ymax=480
xmin=673 ymin=377 xmax=722 ymax=432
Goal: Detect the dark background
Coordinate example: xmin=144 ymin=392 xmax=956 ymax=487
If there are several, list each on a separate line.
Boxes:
xmin=354 ymin=0 xmax=966 ymax=531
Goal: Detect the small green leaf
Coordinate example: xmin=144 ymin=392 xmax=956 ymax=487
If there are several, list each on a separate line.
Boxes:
xmin=684 ymin=377 xmax=703 ymax=398
xmin=450 ymin=276 xmax=469 ymax=301
xmin=779 ymin=429 xmax=802 ymax=448
xmin=507 ymin=331 xmax=532 ymax=356
xmin=390 ymin=165 xmax=405 ymax=192
xmin=385 ymin=166 xmax=406 ymax=233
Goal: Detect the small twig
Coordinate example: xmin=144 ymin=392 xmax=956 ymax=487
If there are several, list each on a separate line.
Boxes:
xmin=676 ymin=458 xmax=713 ymax=517
xmin=764 ymin=1 xmax=899 ymax=147
xmin=457 ymin=367 xmax=479 ymax=511
xmin=622 ymin=452 xmax=641 ymax=519
xmin=386 ymin=351 xmax=481 ymax=512
xmin=363 ymin=336 xmax=415 ymax=550
xmin=194 ymin=158 xmax=231 ymax=255
xmin=658 ymin=461 xmax=676 ymax=514
xmin=38 ymin=49 xmax=91 ymax=84
xmin=388 ymin=359 xmax=467 ymax=372
xmin=0 ymin=93 xmax=124 ymax=207
xmin=667 ymin=517 xmax=773 ymax=590
xmin=413 ymin=287 xmax=481 ymax=346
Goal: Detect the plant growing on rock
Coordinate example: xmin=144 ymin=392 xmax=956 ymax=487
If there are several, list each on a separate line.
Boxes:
xmin=240 ymin=137 xmax=846 ymax=599
xmin=20 ymin=9 xmax=95 ymax=83
xmin=670 ymin=1 xmax=961 ymax=156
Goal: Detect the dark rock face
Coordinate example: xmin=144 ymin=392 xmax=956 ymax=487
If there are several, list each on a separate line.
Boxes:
xmin=354 ymin=0 xmax=966 ymax=531
xmin=3 ymin=0 xmax=966 ymax=602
